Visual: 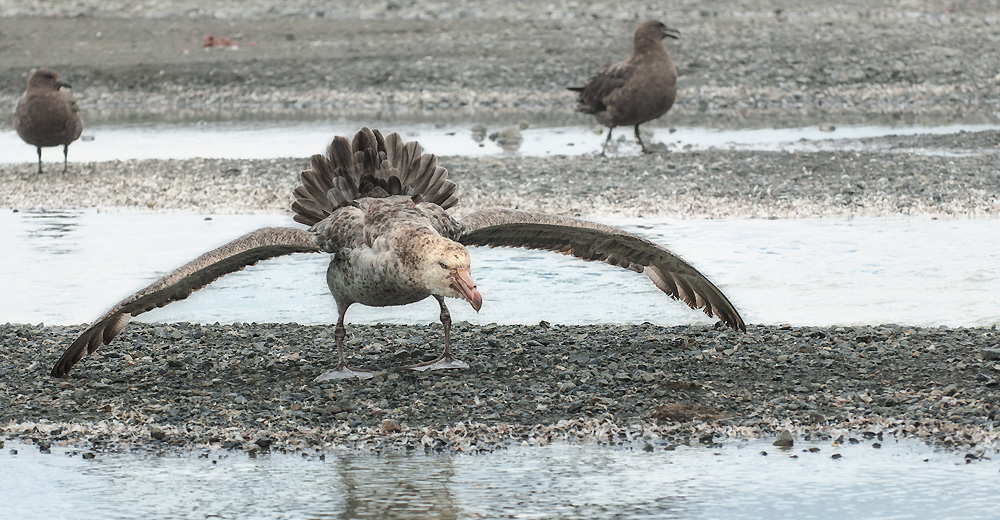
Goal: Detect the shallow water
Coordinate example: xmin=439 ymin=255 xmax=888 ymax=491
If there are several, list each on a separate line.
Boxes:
xmin=1 ymin=437 xmax=997 ymax=520
xmin=2 ymin=210 xmax=998 ymax=328
xmin=2 ymin=120 xmax=998 ymax=162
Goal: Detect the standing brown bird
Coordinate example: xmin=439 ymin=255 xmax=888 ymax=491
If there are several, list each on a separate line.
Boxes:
xmin=570 ymin=20 xmax=679 ymax=154
xmin=50 ymin=128 xmax=745 ymax=382
xmin=14 ymin=68 xmax=84 ymax=174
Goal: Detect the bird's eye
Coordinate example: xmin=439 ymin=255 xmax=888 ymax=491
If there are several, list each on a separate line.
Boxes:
xmin=438 ymin=261 xmax=448 ymax=269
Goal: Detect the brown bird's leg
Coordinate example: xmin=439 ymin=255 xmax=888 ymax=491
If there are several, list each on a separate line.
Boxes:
xmin=409 ymin=296 xmax=470 ymax=372
xmin=634 ymin=125 xmax=650 ymax=154
xmin=314 ymin=302 xmax=374 ymax=382
xmin=35 ymin=146 xmax=43 ymax=174
xmin=600 ymin=128 xmax=614 ymax=156
xmin=62 ymin=144 xmax=69 ymax=173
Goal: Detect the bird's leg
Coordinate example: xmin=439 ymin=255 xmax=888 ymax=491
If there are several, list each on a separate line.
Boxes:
xmin=314 ymin=303 xmax=374 ymax=382
xmin=62 ymin=144 xmax=69 ymax=173
xmin=409 ymin=296 xmax=470 ymax=372
xmin=35 ymin=147 xmax=43 ymax=175
xmin=634 ymin=125 xmax=650 ymax=154
xmin=600 ymin=128 xmax=614 ymax=156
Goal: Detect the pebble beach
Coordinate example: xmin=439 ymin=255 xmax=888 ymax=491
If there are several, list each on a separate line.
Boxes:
xmin=2 ymin=0 xmax=1000 ymax=456
xmin=4 ymin=322 xmax=1000 ymax=457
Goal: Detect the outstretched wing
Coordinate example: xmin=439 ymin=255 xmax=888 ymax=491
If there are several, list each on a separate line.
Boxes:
xmin=51 ymin=227 xmax=322 ymax=377
xmin=458 ymin=209 xmax=745 ymax=331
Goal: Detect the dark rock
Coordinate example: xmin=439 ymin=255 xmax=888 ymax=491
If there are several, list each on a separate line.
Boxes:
xmin=981 ymin=349 xmax=1000 ymax=361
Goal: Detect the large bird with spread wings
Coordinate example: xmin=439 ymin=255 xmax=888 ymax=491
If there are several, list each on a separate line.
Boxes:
xmin=51 ymin=128 xmax=745 ymax=381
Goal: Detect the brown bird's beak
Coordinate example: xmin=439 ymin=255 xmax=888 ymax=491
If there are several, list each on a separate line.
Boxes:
xmin=450 ymin=268 xmax=482 ymax=311
xmin=56 ymin=79 xmax=72 ymax=89
xmin=664 ymin=27 xmax=680 ymax=40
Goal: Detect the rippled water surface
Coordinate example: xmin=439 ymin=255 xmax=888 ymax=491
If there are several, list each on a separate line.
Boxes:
xmin=2 ymin=210 xmax=998 ymax=328
xmin=3 ymin=120 xmax=998 ymax=162
xmin=2 ymin=438 xmax=998 ymax=520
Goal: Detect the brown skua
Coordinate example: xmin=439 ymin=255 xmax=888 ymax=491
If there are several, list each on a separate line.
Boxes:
xmin=570 ymin=20 xmax=679 ymax=154
xmin=14 ymin=68 xmax=84 ymax=174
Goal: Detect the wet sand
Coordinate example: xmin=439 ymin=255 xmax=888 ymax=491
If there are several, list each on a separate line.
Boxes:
xmin=1 ymin=1 xmax=999 ymax=124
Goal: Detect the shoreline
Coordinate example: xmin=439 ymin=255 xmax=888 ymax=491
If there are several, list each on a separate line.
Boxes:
xmin=3 ymin=130 xmax=1000 ymax=219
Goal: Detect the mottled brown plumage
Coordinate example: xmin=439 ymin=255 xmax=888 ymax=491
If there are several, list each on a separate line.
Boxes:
xmin=52 ymin=128 xmax=745 ymax=381
xmin=14 ymin=69 xmax=84 ymax=174
xmin=570 ymin=20 xmax=679 ymax=154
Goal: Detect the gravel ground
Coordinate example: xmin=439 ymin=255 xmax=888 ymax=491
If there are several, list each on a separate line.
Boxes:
xmin=2 ymin=0 xmax=1000 ymax=456
xmin=3 ymin=322 xmax=999 ymax=457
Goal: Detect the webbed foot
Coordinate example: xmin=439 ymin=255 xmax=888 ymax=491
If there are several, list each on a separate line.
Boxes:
xmin=408 ymin=357 xmax=470 ymax=372
xmin=314 ymin=366 xmax=374 ymax=382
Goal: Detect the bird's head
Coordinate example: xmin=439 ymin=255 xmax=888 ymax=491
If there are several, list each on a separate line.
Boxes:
xmin=416 ymin=237 xmax=483 ymax=311
xmin=635 ymin=20 xmax=680 ymax=45
xmin=28 ymin=69 xmax=71 ymax=91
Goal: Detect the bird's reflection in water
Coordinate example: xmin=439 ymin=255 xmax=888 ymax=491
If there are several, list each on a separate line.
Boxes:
xmin=331 ymin=453 xmax=462 ymax=520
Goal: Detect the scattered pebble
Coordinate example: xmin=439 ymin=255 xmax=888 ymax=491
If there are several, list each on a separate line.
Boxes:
xmin=3 ymin=322 xmax=996 ymax=455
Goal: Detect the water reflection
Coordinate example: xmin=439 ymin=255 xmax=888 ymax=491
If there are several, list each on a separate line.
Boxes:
xmin=2 ymin=438 xmax=998 ymax=520
xmin=19 ymin=210 xmax=81 ymax=255
xmin=335 ymin=455 xmax=462 ymax=519
xmin=2 ymin=119 xmax=998 ymax=164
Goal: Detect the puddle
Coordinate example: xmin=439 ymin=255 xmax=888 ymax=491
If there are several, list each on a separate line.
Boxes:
xmin=2 ymin=120 xmax=998 ymax=163
xmin=2 ymin=210 xmax=998 ymax=328
xmin=1 ymin=437 xmax=997 ymax=520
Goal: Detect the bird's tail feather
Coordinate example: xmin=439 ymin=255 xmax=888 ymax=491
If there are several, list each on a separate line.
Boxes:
xmin=292 ymin=127 xmax=458 ymax=226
